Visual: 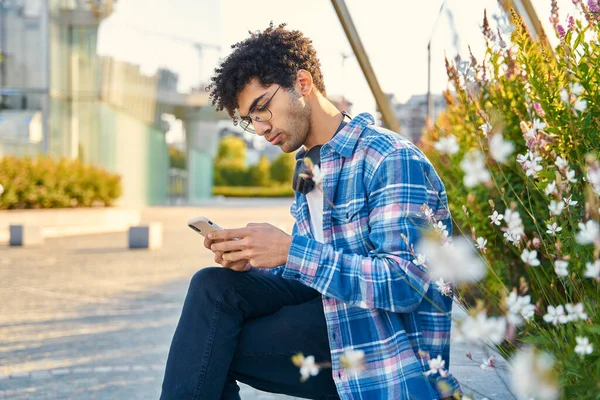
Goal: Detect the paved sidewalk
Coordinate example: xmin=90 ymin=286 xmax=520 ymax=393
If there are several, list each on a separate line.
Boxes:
xmin=0 ymin=205 xmax=513 ymax=399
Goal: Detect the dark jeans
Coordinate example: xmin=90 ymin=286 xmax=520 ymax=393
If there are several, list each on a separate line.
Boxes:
xmin=160 ymin=267 xmax=340 ymax=400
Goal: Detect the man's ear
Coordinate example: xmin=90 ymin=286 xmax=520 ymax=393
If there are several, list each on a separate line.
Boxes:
xmin=296 ymin=69 xmax=314 ymax=97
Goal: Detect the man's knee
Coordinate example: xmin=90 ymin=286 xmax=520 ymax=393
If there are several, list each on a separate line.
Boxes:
xmin=188 ymin=267 xmax=239 ymax=301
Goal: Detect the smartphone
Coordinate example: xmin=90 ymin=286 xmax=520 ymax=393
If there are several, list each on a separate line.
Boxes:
xmin=187 ymin=216 xmax=224 ymax=237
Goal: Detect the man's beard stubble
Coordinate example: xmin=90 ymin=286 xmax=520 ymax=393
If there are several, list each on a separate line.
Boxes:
xmin=280 ymin=96 xmax=311 ymax=153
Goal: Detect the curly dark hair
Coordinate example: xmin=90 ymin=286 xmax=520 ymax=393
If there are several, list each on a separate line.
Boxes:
xmin=207 ymin=22 xmax=326 ymax=124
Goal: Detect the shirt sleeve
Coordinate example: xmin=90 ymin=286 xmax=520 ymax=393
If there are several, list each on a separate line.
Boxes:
xmin=281 ymin=147 xmax=442 ymax=312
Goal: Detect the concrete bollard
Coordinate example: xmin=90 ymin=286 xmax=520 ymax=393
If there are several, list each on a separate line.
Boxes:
xmin=128 ymin=223 xmax=162 ymax=249
xmin=9 ymin=225 xmax=44 ymax=247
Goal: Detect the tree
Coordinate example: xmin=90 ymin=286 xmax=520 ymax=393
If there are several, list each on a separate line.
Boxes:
xmin=216 ymin=136 xmax=246 ymax=163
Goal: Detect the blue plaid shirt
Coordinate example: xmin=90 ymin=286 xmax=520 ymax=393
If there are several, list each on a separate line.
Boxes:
xmin=256 ymin=113 xmax=460 ymax=399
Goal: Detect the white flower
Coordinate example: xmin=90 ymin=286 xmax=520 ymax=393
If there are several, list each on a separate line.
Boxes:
xmin=489 ymin=210 xmax=504 ymax=225
xmin=554 ymin=260 xmax=569 ymax=277
xmin=573 ymin=98 xmax=587 ymax=112
xmin=587 ymin=168 xmax=600 ymax=195
xmin=521 ymin=303 xmax=536 ymax=322
xmin=311 ymin=165 xmax=324 ymax=186
xmin=422 ymin=206 xmax=435 ymax=221
xmin=544 ymin=181 xmax=556 ymax=196
xmin=575 ymin=337 xmax=593 ymax=356
xmin=433 ymin=135 xmax=460 ymax=155
xmin=548 ymin=200 xmax=564 ymax=216
xmin=489 ymin=133 xmax=514 ymax=164
xmin=413 ymin=253 xmax=426 ymax=266
xmin=521 ymin=249 xmax=540 ymax=267
xmin=460 ymin=150 xmax=491 ymax=188
xmin=543 ymin=305 xmax=566 ymax=325
xmin=504 ymin=214 xmax=525 ymax=243
xmin=480 ymin=355 xmax=496 ymax=371
xmin=559 ymin=88 xmax=570 ymax=104
xmin=299 ymin=355 xmax=320 ymax=380
xmin=340 ymin=349 xmax=365 ymax=373
xmin=563 ymin=196 xmax=578 ymax=207
xmin=510 ymin=347 xmax=558 ymax=400
xmin=461 ymin=312 xmax=507 ymax=344
xmin=434 ymin=221 xmax=447 ymax=233
xmin=435 ymin=278 xmax=452 ymax=296
xmin=480 ymin=122 xmax=493 ymax=136
xmin=546 ymin=222 xmax=562 ymax=235
xmin=554 ymin=156 xmax=568 ymax=170
xmin=476 ymin=237 xmax=488 ymax=252
xmin=517 ymin=150 xmax=543 ymax=177
xmin=504 ymin=209 xmax=525 ymax=236
xmin=433 ymin=221 xmax=449 ymax=241
xmin=424 ymin=355 xmax=448 ymax=377
xmin=532 ymin=118 xmax=547 ymax=131
xmin=0 ymin=183 xmax=4 ymax=196
xmin=565 ymin=303 xmax=587 ymax=321
xmin=416 ymin=237 xmax=486 ymax=284
xmin=524 ymin=127 xmax=536 ymax=140
xmin=584 ymin=260 xmax=600 ymax=279
xmin=576 ymin=220 xmax=600 ymax=245
xmin=506 ymin=291 xmax=535 ymax=326
xmin=571 ymin=82 xmax=584 ymax=96
xmin=565 ymin=169 xmax=577 ymax=183
xmin=504 ymin=231 xmax=522 ymax=245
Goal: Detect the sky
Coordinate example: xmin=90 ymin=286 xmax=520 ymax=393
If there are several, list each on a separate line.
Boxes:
xmin=97 ymin=0 xmax=579 ymax=119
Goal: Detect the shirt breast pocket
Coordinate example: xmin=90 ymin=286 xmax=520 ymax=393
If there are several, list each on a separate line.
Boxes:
xmin=331 ymin=199 xmax=366 ymax=225
xmin=330 ymin=199 xmax=368 ymax=227
xmin=330 ymin=199 xmax=372 ymax=253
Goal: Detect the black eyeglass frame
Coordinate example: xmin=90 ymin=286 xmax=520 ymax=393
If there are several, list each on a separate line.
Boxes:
xmin=239 ymin=85 xmax=281 ymax=133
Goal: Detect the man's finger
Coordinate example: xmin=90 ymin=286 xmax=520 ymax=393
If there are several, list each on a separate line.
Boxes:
xmin=208 ymin=228 xmax=251 ymax=241
xmin=230 ymin=262 xmax=251 ymax=272
xmin=222 ymin=250 xmax=247 ymax=263
xmin=204 ymin=236 xmax=213 ymax=250
xmin=211 ymin=238 xmax=246 ymax=253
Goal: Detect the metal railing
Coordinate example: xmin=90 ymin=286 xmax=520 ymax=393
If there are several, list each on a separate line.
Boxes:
xmin=168 ymin=168 xmax=188 ymax=206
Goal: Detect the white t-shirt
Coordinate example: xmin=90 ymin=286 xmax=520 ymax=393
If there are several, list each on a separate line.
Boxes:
xmin=306 ymin=188 xmax=324 ymax=243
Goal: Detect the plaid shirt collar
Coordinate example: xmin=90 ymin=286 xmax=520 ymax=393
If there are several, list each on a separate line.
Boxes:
xmin=295 ymin=112 xmax=375 ymax=161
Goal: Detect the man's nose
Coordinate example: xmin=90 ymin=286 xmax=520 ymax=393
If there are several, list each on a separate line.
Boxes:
xmin=253 ymin=120 xmax=271 ymax=137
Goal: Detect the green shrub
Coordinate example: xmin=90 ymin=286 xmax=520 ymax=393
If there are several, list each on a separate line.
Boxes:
xmin=270 ymin=152 xmax=296 ymax=184
xmin=247 ymin=155 xmax=272 ymax=187
xmin=0 ymin=156 xmax=122 ymax=209
xmin=213 ymin=185 xmax=293 ymax=198
xmin=214 ymin=136 xmax=250 ymax=186
xmin=214 ymin=161 xmax=249 ymax=186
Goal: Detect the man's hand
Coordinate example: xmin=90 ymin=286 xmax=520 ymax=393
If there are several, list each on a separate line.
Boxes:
xmin=203 ymin=235 xmax=251 ymax=272
xmin=208 ymin=223 xmax=293 ymax=269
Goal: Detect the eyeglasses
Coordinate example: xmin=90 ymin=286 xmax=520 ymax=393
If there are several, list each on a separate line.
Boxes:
xmin=239 ymin=85 xmax=281 ymax=133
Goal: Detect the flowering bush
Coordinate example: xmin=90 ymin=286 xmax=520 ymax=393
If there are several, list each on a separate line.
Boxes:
xmin=420 ymin=2 xmax=599 ymax=399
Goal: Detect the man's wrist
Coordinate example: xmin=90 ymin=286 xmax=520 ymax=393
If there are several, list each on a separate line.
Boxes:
xmin=280 ymin=234 xmax=293 ymax=265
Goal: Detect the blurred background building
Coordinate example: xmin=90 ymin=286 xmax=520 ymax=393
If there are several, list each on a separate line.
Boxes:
xmin=390 ymin=93 xmax=445 ymax=143
xmin=0 ymin=0 xmax=230 ymax=206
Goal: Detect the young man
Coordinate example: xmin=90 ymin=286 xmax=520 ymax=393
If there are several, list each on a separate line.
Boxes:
xmin=161 ymin=23 xmax=460 ymax=400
